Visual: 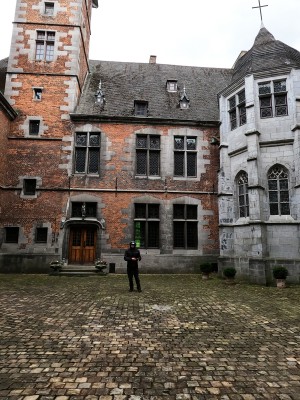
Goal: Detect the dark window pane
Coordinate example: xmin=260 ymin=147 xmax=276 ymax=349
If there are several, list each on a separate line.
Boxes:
xmin=281 ymin=203 xmax=290 ymax=215
xmin=76 ymin=134 xmax=87 ymax=146
xmin=274 ymin=80 xmax=286 ymax=93
xmin=276 ymin=106 xmax=288 ymax=117
xmin=86 ymin=228 xmax=95 ymax=246
xmin=135 ymin=204 xmax=146 ymax=218
xmin=88 ymin=149 xmax=99 ymax=173
xmin=136 ymin=136 xmax=147 ymax=148
xmin=270 ymin=204 xmax=278 ymax=215
xmin=174 ymin=152 xmax=184 ymax=176
xmin=24 ymin=179 xmax=37 ymax=195
xmin=5 ymin=227 xmax=19 ymax=243
xmin=173 ymin=221 xmax=184 ymax=248
xmin=260 ymin=97 xmax=272 ymax=107
xmin=280 ymin=180 xmax=288 ymax=190
xmin=259 ymin=82 xmax=271 ymax=95
xmin=148 ymin=222 xmax=159 ymax=247
xmin=187 ymin=222 xmax=198 ymax=248
xmin=75 ymin=148 xmax=86 ymax=173
xmin=149 ymin=136 xmax=160 ymax=149
xmin=174 ymin=137 xmax=184 ymax=150
xmin=186 ymin=205 xmax=197 ymax=219
xmin=269 ymin=192 xmax=278 ymax=203
xmin=86 ymin=203 xmax=97 ymax=218
xmin=148 ymin=204 xmax=159 ymax=219
xmin=149 ymin=151 xmax=160 ymax=175
xmin=72 ymin=230 xmax=81 ymax=246
xmin=136 ymin=151 xmax=147 ymax=175
xmin=268 ymin=180 xmax=278 ymax=190
xmin=239 ymin=195 xmax=245 ymax=206
xmin=29 ymin=120 xmax=40 ymax=135
xmin=280 ymin=191 xmax=289 ymax=203
xmin=89 ymin=134 xmax=100 ymax=146
xmin=261 ymin=108 xmax=272 ymax=118
xmin=238 ymin=90 xmax=245 ymax=103
xmin=186 ymin=138 xmax=196 ymax=150
xmin=72 ymin=202 xmax=83 ymax=217
xmin=229 ymin=96 xmax=236 ymax=109
xmin=187 ymin=153 xmax=196 ymax=177
xmin=36 ymin=227 xmax=48 ymax=243
xmin=174 ymin=204 xmax=185 ymax=219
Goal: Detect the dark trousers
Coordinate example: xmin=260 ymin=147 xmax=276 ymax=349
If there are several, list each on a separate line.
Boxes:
xmin=127 ymin=265 xmax=141 ymax=290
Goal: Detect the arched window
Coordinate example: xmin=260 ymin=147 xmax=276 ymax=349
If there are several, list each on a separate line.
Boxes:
xmin=237 ymin=171 xmax=249 ymax=218
xmin=268 ymin=165 xmax=290 ymax=215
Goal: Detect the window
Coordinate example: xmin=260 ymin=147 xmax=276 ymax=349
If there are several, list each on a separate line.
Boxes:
xmin=134 ymin=203 xmax=160 ymax=248
xmin=166 ymin=80 xmax=177 ymax=92
xmin=33 ymin=88 xmax=42 ymax=100
xmin=35 ymin=31 xmax=55 ymax=61
xmin=23 ymin=179 xmax=37 ymax=195
xmin=259 ymin=80 xmax=288 ymax=118
xmin=228 ymin=89 xmax=246 ymax=130
xmin=237 ymin=172 xmax=249 ymax=218
xmin=268 ymin=165 xmax=290 ymax=216
xmin=36 ymin=227 xmax=48 ymax=243
xmin=173 ymin=204 xmax=198 ymax=248
xmin=5 ymin=227 xmax=19 ymax=243
xmin=29 ymin=120 xmax=40 ymax=135
xmin=44 ymin=2 xmax=54 ymax=15
xmin=174 ymin=136 xmax=197 ymax=177
xmin=71 ymin=202 xmax=97 ymax=218
xmin=134 ymin=101 xmax=148 ymax=116
xmin=136 ymin=134 xmax=160 ymax=176
xmin=75 ymin=132 xmax=100 ymax=174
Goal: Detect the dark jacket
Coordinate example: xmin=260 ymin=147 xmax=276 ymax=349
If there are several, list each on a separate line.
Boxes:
xmin=124 ymin=246 xmax=141 ymax=268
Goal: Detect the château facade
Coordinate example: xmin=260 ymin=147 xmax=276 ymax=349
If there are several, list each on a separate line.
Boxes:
xmin=0 ymin=0 xmax=299 ymax=284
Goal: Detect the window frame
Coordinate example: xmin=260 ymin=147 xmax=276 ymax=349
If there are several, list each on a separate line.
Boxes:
xmin=268 ymin=165 xmax=290 ymax=216
xmin=35 ymin=30 xmax=55 ymax=62
xmin=173 ymin=204 xmax=198 ymax=249
xmin=258 ymin=79 xmax=288 ymax=119
xmin=134 ymin=203 xmax=160 ymax=249
xmin=173 ymin=136 xmax=197 ymax=178
xmin=166 ymin=80 xmax=178 ymax=92
xmin=29 ymin=120 xmax=40 ymax=135
xmin=44 ymin=2 xmax=54 ymax=15
xmin=134 ymin=101 xmax=148 ymax=117
xmin=228 ymin=89 xmax=246 ymax=131
xmin=74 ymin=132 xmax=101 ymax=175
xmin=35 ymin=227 xmax=48 ymax=243
xmin=136 ymin=134 xmax=160 ymax=177
xmin=236 ymin=171 xmax=249 ymax=218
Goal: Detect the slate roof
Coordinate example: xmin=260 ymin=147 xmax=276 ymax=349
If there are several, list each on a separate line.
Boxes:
xmin=232 ymin=26 xmax=300 ymax=82
xmin=73 ymin=61 xmax=232 ymax=123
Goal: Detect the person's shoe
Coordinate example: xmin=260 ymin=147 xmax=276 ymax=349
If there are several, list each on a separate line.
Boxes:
xmin=138 ymin=288 xmax=142 ymax=292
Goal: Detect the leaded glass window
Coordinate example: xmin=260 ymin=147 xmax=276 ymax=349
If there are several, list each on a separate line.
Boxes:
xmin=173 ymin=204 xmax=198 ymax=248
xmin=237 ymin=172 xmax=249 ymax=218
xmin=136 ymin=135 xmax=160 ymax=176
xmin=35 ymin=31 xmax=55 ymax=61
xmin=228 ymin=89 xmax=246 ymax=130
xmin=75 ymin=132 xmax=100 ymax=174
xmin=259 ymin=80 xmax=288 ymax=119
xmin=134 ymin=203 xmax=160 ymax=248
xmin=268 ymin=165 xmax=290 ymax=216
xmin=174 ymin=136 xmax=197 ymax=177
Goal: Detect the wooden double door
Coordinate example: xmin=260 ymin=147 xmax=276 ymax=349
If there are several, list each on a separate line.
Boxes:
xmin=69 ymin=225 xmax=97 ymax=264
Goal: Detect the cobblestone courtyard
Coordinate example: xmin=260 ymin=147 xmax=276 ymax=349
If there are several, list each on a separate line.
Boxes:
xmin=0 ymin=274 xmax=299 ymax=400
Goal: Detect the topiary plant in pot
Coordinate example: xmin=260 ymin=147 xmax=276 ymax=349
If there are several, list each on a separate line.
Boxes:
xmin=200 ymin=263 xmax=213 ymax=279
xmin=272 ymin=266 xmax=288 ymax=288
xmin=223 ymin=267 xmax=237 ymax=283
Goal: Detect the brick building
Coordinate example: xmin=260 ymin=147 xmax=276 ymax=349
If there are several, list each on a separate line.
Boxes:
xmin=0 ymin=0 xmax=300 ymax=283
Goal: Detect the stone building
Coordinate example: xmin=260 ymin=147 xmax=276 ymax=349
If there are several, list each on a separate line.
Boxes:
xmin=0 ymin=0 xmax=299 ymax=283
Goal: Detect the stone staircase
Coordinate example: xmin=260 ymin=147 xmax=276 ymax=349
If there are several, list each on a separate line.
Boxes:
xmin=50 ymin=264 xmax=108 ymax=277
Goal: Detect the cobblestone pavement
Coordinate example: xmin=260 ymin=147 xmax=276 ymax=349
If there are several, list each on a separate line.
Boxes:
xmin=0 ymin=274 xmax=299 ymax=400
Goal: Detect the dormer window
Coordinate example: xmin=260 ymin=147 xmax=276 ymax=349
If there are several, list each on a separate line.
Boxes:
xmin=167 ymin=80 xmax=178 ymax=92
xmin=134 ymin=101 xmax=148 ymax=117
xmin=179 ymin=86 xmax=190 ymax=110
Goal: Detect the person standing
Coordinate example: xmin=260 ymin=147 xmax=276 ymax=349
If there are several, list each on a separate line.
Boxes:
xmin=124 ymin=241 xmax=142 ymax=292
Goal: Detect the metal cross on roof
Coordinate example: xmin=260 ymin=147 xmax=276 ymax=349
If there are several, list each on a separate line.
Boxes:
xmin=252 ymin=0 xmax=268 ymax=22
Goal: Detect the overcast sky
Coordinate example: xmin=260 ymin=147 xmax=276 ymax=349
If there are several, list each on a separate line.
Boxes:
xmin=0 ymin=0 xmax=299 ymax=68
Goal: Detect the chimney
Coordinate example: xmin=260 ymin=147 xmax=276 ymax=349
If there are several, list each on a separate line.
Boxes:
xmin=149 ymin=55 xmax=157 ymax=64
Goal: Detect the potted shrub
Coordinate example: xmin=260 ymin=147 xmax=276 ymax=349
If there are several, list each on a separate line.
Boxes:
xmin=272 ymin=266 xmax=288 ymax=288
xmin=200 ymin=263 xmax=213 ymax=279
xmin=49 ymin=259 xmax=64 ymax=273
xmin=94 ymin=259 xmax=108 ymax=275
xmin=223 ymin=267 xmax=237 ymax=283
